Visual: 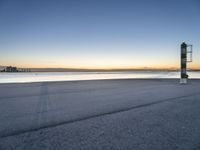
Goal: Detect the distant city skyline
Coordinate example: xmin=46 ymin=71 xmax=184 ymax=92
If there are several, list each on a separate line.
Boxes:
xmin=0 ymin=0 xmax=200 ymax=69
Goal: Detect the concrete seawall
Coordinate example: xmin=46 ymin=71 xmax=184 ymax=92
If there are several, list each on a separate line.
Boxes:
xmin=0 ymin=79 xmax=200 ymax=150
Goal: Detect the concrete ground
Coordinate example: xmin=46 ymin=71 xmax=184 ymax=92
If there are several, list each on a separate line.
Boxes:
xmin=0 ymin=79 xmax=200 ymax=150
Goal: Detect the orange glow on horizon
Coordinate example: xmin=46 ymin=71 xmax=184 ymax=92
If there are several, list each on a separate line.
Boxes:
xmin=1 ymin=55 xmax=200 ymax=70
xmin=1 ymin=63 xmax=200 ymax=70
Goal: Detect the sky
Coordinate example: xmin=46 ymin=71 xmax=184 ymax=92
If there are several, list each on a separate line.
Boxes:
xmin=0 ymin=0 xmax=200 ymax=69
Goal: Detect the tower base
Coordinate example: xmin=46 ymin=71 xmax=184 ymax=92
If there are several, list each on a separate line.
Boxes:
xmin=180 ymin=78 xmax=187 ymax=84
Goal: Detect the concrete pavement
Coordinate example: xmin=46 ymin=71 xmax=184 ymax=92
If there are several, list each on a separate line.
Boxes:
xmin=0 ymin=79 xmax=200 ymax=150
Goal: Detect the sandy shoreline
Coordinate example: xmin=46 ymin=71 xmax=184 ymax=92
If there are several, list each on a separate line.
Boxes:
xmin=1 ymin=79 xmax=200 ymax=150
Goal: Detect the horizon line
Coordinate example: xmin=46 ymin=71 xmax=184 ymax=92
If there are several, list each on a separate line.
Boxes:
xmin=1 ymin=66 xmax=200 ymax=71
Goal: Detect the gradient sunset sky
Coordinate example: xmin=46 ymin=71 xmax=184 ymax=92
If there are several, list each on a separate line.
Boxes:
xmin=0 ymin=0 xmax=200 ymax=69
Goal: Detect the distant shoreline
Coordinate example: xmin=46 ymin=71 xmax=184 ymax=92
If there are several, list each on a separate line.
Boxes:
xmin=0 ymin=66 xmax=200 ymax=72
xmin=0 ymin=69 xmax=200 ymax=72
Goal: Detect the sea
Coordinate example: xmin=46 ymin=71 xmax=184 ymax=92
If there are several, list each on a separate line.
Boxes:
xmin=0 ymin=71 xmax=200 ymax=83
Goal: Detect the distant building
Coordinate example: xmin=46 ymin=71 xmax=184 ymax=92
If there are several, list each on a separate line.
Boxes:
xmin=0 ymin=66 xmax=31 ymax=72
xmin=6 ymin=66 xmax=18 ymax=72
xmin=1 ymin=66 xmax=19 ymax=72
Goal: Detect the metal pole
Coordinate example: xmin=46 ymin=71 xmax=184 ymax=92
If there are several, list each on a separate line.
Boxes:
xmin=180 ymin=42 xmax=188 ymax=84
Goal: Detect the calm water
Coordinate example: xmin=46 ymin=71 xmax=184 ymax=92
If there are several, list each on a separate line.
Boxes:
xmin=0 ymin=71 xmax=200 ymax=83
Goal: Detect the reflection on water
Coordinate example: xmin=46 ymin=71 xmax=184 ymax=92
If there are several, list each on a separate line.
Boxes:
xmin=0 ymin=71 xmax=200 ymax=83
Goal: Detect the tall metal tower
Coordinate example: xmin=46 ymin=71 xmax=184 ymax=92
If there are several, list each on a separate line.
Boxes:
xmin=180 ymin=42 xmax=192 ymax=84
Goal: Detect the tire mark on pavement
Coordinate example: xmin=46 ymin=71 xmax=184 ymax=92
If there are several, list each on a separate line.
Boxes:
xmin=34 ymin=83 xmax=51 ymax=150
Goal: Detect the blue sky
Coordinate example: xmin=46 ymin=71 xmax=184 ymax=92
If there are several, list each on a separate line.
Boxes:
xmin=0 ymin=0 xmax=200 ymax=69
